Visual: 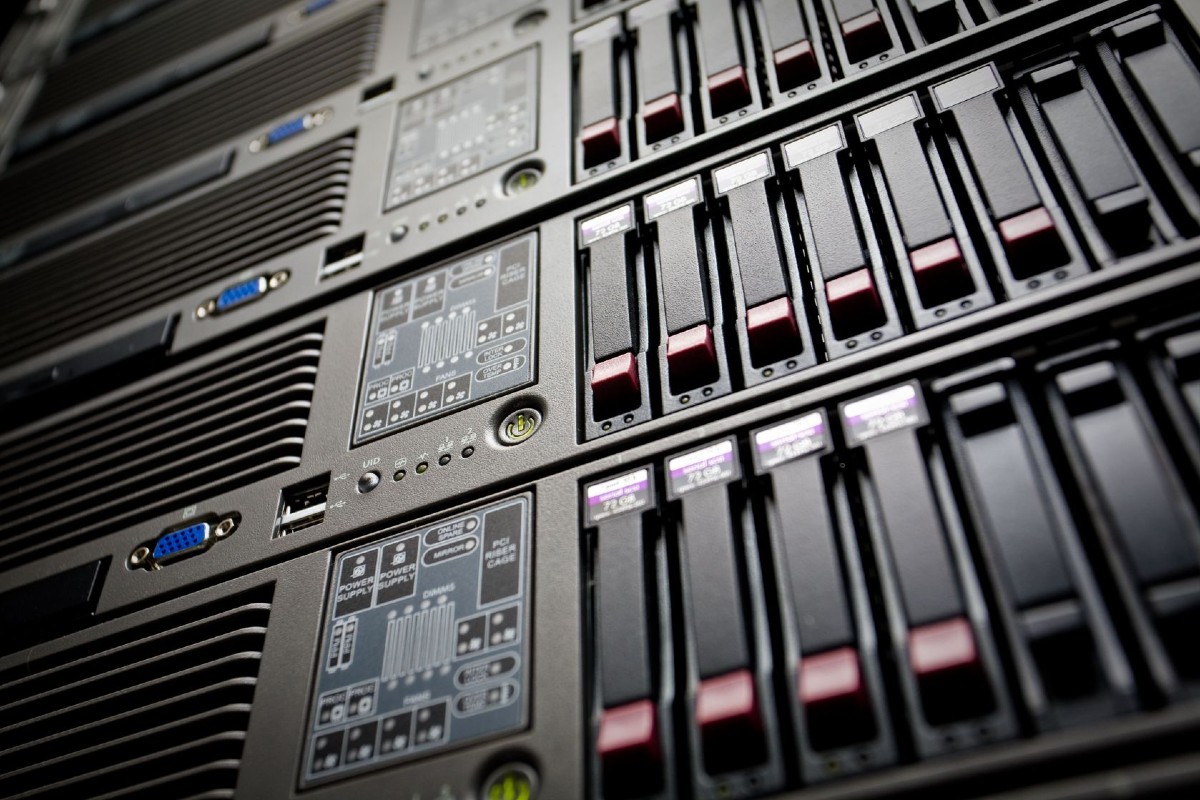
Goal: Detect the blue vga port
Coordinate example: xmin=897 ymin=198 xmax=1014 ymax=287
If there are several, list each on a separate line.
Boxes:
xmin=303 ymin=0 xmax=338 ymax=16
xmin=266 ymin=116 xmax=310 ymax=147
xmin=216 ymin=277 xmax=268 ymax=313
xmin=249 ymin=108 xmax=330 ymax=153
xmin=152 ymin=522 xmax=211 ymax=561
xmin=131 ymin=515 xmax=238 ymax=570
xmin=197 ymin=271 xmax=289 ymax=319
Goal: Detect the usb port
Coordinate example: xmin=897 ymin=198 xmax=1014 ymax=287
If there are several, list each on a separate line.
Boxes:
xmin=320 ymin=233 xmax=365 ymax=279
xmin=361 ymin=77 xmax=395 ymax=105
xmin=273 ymin=473 xmax=330 ymax=538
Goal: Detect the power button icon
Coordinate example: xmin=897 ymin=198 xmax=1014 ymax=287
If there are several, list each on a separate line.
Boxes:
xmin=482 ymin=763 xmax=538 ymax=800
xmin=498 ymin=408 xmax=542 ymax=445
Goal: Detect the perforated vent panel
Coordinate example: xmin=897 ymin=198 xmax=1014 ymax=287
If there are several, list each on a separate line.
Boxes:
xmin=70 ymin=0 xmax=175 ymax=47
xmin=0 ymin=5 xmax=381 ymax=241
xmin=0 ymin=586 xmax=273 ymax=799
xmin=0 ymin=134 xmax=354 ymax=370
xmin=23 ymin=0 xmax=297 ymax=135
xmin=0 ymin=323 xmax=324 ymax=569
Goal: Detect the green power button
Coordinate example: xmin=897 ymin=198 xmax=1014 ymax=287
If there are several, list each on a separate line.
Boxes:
xmin=483 ymin=764 xmax=538 ymax=800
xmin=498 ymin=408 xmax=542 ymax=446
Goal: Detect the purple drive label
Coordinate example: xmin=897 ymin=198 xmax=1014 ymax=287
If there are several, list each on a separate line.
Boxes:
xmin=751 ymin=411 xmax=829 ymax=472
xmin=666 ymin=438 xmax=740 ymax=498
xmin=840 ymin=381 xmax=928 ymax=445
xmin=585 ymin=468 xmax=653 ymax=525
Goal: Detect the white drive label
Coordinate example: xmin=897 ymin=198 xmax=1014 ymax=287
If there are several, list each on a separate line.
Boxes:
xmin=841 ymin=381 xmax=928 ymax=445
xmin=751 ymin=411 xmax=829 ymax=471
xmin=585 ymin=468 xmax=654 ymax=525
xmin=667 ymin=438 xmax=740 ymax=498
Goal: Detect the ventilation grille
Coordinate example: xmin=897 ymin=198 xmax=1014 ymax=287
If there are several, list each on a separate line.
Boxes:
xmin=0 ymin=585 xmax=272 ymax=799
xmin=0 ymin=5 xmax=381 ymax=240
xmin=0 ymin=323 xmax=324 ymax=569
xmin=71 ymin=0 xmax=175 ymax=47
xmin=77 ymin=0 xmax=158 ymax=27
xmin=25 ymin=0 xmax=297 ymax=130
xmin=0 ymin=134 xmax=354 ymax=371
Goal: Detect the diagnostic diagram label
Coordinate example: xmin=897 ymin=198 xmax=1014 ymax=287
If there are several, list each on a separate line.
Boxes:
xmin=386 ymin=48 xmax=538 ymax=209
xmin=413 ymin=0 xmax=538 ymax=56
xmin=354 ymin=232 xmax=537 ymax=445
xmin=303 ymin=495 xmax=531 ymax=786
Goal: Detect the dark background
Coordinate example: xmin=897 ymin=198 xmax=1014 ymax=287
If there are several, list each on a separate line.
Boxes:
xmin=0 ymin=4 xmax=23 ymax=57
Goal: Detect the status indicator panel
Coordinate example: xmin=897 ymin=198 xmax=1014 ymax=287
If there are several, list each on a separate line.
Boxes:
xmin=386 ymin=48 xmax=539 ymax=209
xmin=303 ymin=495 xmax=532 ymax=786
xmin=413 ymin=0 xmax=538 ymax=55
xmin=354 ymin=232 xmax=538 ymax=446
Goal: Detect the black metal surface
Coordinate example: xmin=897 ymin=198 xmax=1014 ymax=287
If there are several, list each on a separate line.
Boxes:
xmin=0 ymin=1 xmax=1199 ymax=798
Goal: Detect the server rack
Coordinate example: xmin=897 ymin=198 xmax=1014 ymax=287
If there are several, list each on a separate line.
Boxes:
xmin=0 ymin=1 xmax=1198 ymax=798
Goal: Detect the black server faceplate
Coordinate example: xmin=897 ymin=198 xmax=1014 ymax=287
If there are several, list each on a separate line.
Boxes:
xmin=1 ymin=2 xmax=1199 ymax=800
